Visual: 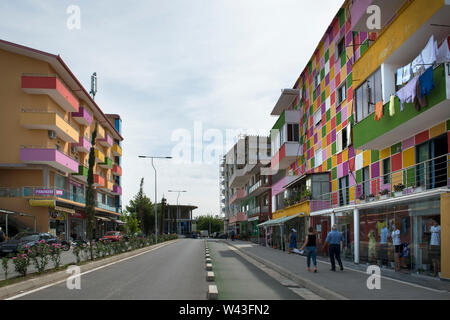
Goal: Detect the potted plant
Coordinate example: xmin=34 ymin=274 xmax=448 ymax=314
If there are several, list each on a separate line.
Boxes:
xmin=379 ymin=189 xmax=389 ymax=200
xmin=302 ymin=189 xmax=312 ymax=200
xmin=359 ymin=194 xmax=366 ymax=203
xmin=295 ymin=193 xmax=302 ymax=204
xmin=393 ymin=183 xmax=405 ymax=197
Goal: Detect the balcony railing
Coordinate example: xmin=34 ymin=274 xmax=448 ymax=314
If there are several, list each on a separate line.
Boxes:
xmin=310 ymin=153 xmax=449 ymax=213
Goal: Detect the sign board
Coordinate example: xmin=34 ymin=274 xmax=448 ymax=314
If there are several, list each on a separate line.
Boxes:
xmin=34 ymin=189 xmax=64 ymax=196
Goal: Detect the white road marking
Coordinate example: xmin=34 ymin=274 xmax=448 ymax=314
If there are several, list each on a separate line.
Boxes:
xmin=5 ymin=241 xmax=176 ymax=300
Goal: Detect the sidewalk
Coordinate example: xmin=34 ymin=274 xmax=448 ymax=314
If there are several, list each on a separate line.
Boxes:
xmin=224 ymin=240 xmax=450 ymax=300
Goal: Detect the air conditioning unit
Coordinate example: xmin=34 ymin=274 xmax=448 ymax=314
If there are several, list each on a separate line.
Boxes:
xmin=48 ymin=130 xmax=57 ymax=139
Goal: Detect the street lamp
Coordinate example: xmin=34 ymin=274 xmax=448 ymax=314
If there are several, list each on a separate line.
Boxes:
xmin=139 ymin=155 xmax=172 ymax=243
xmin=168 ymin=190 xmax=187 ymax=234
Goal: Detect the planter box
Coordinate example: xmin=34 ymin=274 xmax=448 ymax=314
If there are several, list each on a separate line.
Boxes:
xmin=413 ymin=186 xmax=424 ymax=193
xmin=368 ymin=197 xmax=376 ymax=202
xmin=380 ymin=195 xmax=388 ymax=200
xmin=394 ymin=191 xmax=404 ymax=197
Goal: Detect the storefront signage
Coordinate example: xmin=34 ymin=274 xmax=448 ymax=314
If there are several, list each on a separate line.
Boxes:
xmin=72 ymin=210 xmax=86 ymax=219
xmin=29 ymin=199 xmax=56 ymax=207
xmin=69 ymin=180 xmax=83 ymax=188
xmin=34 ymin=188 xmax=64 ymax=196
xmin=49 ymin=210 xmax=66 ymax=221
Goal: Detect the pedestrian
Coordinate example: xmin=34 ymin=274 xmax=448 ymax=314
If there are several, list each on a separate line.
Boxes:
xmin=300 ymin=227 xmax=318 ymax=272
xmin=392 ymin=221 xmax=407 ymax=272
xmin=324 ymin=224 xmax=344 ymax=271
xmin=288 ymin=228 xmax=297 ymax=254
xmin=0 ymin=227 xmax=5 ymax=243
xmin=231 ymin=230 xmax=235 ymax=241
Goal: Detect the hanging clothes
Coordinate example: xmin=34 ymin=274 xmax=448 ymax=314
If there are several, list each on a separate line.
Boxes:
xmin=389 ymin=95 xmax=395 ymax=117
xmin=396 ymin=76 xmax=419 ymax=111
xmin=421 ymin=35 xmax=437 ymax=66
xmin=396 ymin=67 xmax=404 ymax=86
xmin=402 ymin=63 xmax=412 ymax=84
xmin=374 ymin=101 xmax=383 ymax=121
xmin=411 ymin=54 xmax=424 ymax=75
xmin=414 ymin=78 xmax=427 ymax=111
xmin=436 ymin=36 xmax=450 ymax=63
xmin=419 ymin=67 xmax=434 ymax=98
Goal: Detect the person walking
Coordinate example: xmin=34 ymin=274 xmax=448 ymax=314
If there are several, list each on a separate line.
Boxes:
xmin=300 ymin=227 xmax=318 ymax=272
xmin=288 ymin=228 xmax=297 ymax=254
xmin=0 ymin=227 xmax=5 ymax=243
xmin=324 ymin=224 xmax=344 ymax=271
xmin=231 ymin=230 xmax=235 ymax=241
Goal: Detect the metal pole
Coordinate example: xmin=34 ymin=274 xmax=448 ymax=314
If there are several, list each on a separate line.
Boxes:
xmin=5 ymin=214 xmax=8 ymax=238
xmin=152 ymin=158 xmax=158 ymax=243
xmin=354 ymin=208 xmax=360 ymax=264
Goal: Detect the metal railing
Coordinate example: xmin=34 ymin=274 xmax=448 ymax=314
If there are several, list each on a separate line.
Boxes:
xmin=310 ymin=153 xmax=449 ymax=212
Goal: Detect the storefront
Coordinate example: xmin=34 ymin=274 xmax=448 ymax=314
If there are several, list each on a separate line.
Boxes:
xmin=48 ymin=207 xmax=69 ymax=241
xmin=69 ymin=210 xmax=86 ymax=241
xmin=257 ymin=213 xmax=306 ymax=251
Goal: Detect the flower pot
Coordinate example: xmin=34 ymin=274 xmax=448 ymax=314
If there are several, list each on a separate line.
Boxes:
xmin=413 ymin=186 xmax=424 ymax=193
xmin=368 ymin=197 xmax=375 ymax=202
xmin=380 ymin=195 xmax=388 ymax=200
xmin=359 ymin=199 xmax=366 ymax=204
xmin=394 ymin=191 xmax=403 ymax=197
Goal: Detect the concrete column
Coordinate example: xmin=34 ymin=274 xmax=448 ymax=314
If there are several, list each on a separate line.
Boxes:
xmin=354 ymin=208 xmax=360 ymax=264
xmin=330 ymin=212 xmax=336 ymax=227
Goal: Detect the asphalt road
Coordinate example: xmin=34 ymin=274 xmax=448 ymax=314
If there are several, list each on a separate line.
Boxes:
xmin=15 ymin=239 xmax=208 ymax=300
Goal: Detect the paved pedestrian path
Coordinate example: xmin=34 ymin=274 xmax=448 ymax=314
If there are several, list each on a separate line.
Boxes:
xmin=225 ymin=240 xmax=450 ymax=300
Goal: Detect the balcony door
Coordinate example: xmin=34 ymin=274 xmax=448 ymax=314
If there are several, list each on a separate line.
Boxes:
xmin=416 ymin=133 xmax=448 ymax=189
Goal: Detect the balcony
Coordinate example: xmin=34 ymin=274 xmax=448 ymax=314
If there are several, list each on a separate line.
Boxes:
xmin=229 ymin=212 xmax=247 ymax=224
xmin=270 ymin=89 xmax=301 ymax=116
xmin=93 ymin=174 xmax=105 ymax=187
xmin=100 ymin=180 xmax=114 ymax=192
xmin=71 ymin=165 xmax=88 ymax=182
xmin=97 ymin=133 xmax=113 ymax=148
xmin=229 ymin=189 xmax=247 ymax=205
xmin=271 ymin=142 xmax=302 ymax=171
xmin=20 ymin=147 xmax=78 ymax=173
xmin=71 ymin=107 xmax=92 ymax=126
xmin=99 ymin=157 xmax=113 ymax=169
xmin=309 ymin=153 xmax=449 ymax=213
xmin=112 ymin=163 xmax=122 ymax=176
xmin=112 ymin=143 xmax=122 ymax=157
xmin=94 ymin=149 xmax=105 ymax=163
xmin=112 ymin=185 xmax=122 ymax=195
xmin=353 ymin=64 xmax=449 ymax=150
xmin=71 ymin=135 xmax=92 ymax=153
xmin=21 ymin=75 xmax=79 ymax=113
xmin=20 ymin=110 xmax=79 ymax=143
xmin=96 ymin=124 xmax=105 ymax=139
xmin=247 ymin=178 xmax=271 ymax=197
xmin=229 ymin=166 xmax=249 ymax=188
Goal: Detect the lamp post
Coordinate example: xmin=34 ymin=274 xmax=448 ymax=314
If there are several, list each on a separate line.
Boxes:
xmin=168 ymin=190 xmax=186 ymax=234
xmin=139 ymin=156 xmax=172 ymax=243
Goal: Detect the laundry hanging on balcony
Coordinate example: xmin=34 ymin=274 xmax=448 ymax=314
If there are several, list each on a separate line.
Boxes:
xmin=396 ymin=76 xmax=419 ymax=111
xmin=389 ymin=95 xmax=395 ymax=117
xmin=374 ymin=101 xmax=384 ymax=121
xmin=436 ymin=36 xmax=450 ymax=63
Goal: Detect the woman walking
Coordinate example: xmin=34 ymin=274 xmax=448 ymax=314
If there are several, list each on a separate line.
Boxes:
xmin=300 ymin=227 xmax=318 ymax=272
xmin=288 ymin=229 xmax=297 ymax=253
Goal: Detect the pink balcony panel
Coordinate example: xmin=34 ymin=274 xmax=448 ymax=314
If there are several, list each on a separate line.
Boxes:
xmin=72 ymin=136 xmax=92 ymax=153
xmin=71 ymin=107 xmax=92 ymax=126
xmin=21 ymin=76 xmax=79 ymax=113
xmin=113 ymin=185 xmax=122 ymax=195
xmin=98 ymin=133 xmax=113 ymax=147
xmin=20 ymin=148 xmax=78 ymax=173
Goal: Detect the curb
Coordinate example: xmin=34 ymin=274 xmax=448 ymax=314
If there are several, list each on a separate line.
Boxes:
xmin=222 ymin=240 xmax=348 ymax=300
xmin=205 ymin=239 xmax=219 ymax=300
xmin=0 ymin=240 xmax=177 ymax=300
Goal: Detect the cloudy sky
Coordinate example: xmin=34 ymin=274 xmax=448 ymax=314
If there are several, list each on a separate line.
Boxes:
xmin=0 ymin=0 xmax=342 ymax=217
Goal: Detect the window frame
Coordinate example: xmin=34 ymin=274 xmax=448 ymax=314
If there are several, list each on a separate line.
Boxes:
xmin=355 ymin=67 xmax=382 ymax=123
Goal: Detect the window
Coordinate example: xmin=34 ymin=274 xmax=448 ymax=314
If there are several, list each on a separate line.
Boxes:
xmin=355 ymin=68 xmax=382 ymax=122
xmin=314 ymin=73 xmax=320 ymax=88
xmin=336 ymin=125 xmax=351 ymax=154
xmin=287 ymin=123 xmax=299 ymax=142
xmin=383 ymin=158 xmax=391 ymax=185
xmin=336 ymin=37 xmax=345 ymax=60
xmin=315 ymin=148 xmax=322 ymax=168
xmin=313 ymin=110 xmax=321 ymax=127
xmin=339 ymin=175 xmax=349 ymax=206
xmin=337 ymin=83 xmax=346 ymax=105
xmin=362 ymin=166 xmax=370 ymax=197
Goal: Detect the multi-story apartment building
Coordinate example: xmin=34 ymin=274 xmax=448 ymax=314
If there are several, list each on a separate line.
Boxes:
xmin=221 ymin=135 xmax=271 ymax=242
xmin=262 ymin=0 xmax=449 ymax=279
xmin=0 ymin=40 xmax=124 ymax=241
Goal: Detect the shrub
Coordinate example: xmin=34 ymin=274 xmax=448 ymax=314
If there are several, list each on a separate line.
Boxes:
xmin=73 ymin=245 xmax=82 ymax=264
xmin=28 ymin=240 xmax=50 ymax=273
xmin=2 ymin=256 xmax=10 ymax=280
xmin=12 ymin=253 xmax=30 ymax=277
xmin=49 ymin=243 xmax=63 ymax=269
xmin=393 ymin=183 xmax=405 ymax=192
xmin=380 ymin=189 xmax=389 ymax=196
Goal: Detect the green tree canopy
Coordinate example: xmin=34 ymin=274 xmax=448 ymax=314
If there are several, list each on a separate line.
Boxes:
xmin=195 ymin=215 xmax=223 ymax=234
xmin=125 ymin=178 xmax=154 ymax=235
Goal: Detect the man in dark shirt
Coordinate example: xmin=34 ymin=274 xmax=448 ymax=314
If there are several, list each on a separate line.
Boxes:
xmin=0 ymin=227 xmax=5 ymax=243
xmin=325 ymin=225 xmax=344 ymax=271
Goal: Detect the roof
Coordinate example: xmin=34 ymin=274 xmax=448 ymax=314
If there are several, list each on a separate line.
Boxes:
xmin=0 ymin=39 xmax=123 ymax=141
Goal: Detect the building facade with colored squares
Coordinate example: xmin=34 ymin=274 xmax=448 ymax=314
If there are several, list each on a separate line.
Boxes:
xmin=0 ymin=40 xmax=124 ymax=242
xmin=266 ymin=0 xmax=450 ymax=279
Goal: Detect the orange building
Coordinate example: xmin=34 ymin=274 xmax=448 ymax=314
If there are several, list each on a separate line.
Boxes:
xmin=0 ymin=40 xmax=123 ymax=241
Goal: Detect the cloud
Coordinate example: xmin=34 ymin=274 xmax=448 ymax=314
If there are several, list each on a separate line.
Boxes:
xmin=0 ymin=0 xmax=342 ymax=217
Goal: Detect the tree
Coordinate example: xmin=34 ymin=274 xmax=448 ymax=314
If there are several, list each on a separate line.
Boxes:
xmin=195 ymin=215 xmax=223 ymax=234
xmin=125 ymin=178 xmax=153 ymax=235
xmin=120 ymin=213 xmax=140 ymax=235
xmin=159 ymin=197 xmax=168 ymax=235
xmin=85 ymin=123 xmax=97 ymax=261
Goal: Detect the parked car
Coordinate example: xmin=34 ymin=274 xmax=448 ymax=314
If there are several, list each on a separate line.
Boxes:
xmin=99 ymin=231 xmax=123 ymax=242
xmin=0 ymin=232 xmax=70 ymax=256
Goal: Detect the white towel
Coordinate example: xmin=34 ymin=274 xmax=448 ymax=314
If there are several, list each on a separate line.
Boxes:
xmin=421 ymin=35 xmax=437 ymax=66
xmin=436 ymin=37 xmax=450 ymax=63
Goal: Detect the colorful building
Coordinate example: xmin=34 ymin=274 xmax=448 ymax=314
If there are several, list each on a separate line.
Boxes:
xmin=0 ymin=40 xmax=124 ymax=241
xmin=264 ymin=0 xmax=449 ymax=279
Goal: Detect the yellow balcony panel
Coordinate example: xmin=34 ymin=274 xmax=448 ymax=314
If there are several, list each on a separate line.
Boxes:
xmin=96 ymin=124 xmax=105 ymax=139
xmin=20 ymin=111 xmax=79 ymax=143
xmin=94 ymin=149 xmax=105 ymax=163
xmin=112 ymin=143 xmax=122 ymax=157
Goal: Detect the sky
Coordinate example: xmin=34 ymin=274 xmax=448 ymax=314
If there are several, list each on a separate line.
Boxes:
xmin=0 ymin=0 xmax=342 ymax=217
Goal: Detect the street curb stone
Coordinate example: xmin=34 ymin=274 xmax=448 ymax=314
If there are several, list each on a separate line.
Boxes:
xmin=207 ymin=285 xmax=218 ymax=300
xmin=223 ymin=240 xmax=348 ymax=300
xmin=0 ymin=240 xmax=178 ymax=300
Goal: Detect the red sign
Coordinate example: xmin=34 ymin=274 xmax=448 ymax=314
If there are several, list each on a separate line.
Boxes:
xmin=72 ymin=210 xmax=86 ymax=219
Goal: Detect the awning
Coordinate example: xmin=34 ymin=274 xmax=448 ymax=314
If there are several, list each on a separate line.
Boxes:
xmin=95 ymin=216 xmax=110 ymax=221
xmin=257 ymin=213 xmax=301 ymax=227
xmin=55 ymin=206 xmax=75 ymax=215
xmin=283 ymin=174 xmax=307 ymax=189
xmin=248 ymin=216 xmax=259 ymax=222
xmin=113 ymin=219 xmax=125 ymax=225
xmin=29 ymin=199 xmax=55 ymax=207
xmin=271 ymin=89 xmax=301 ymax=116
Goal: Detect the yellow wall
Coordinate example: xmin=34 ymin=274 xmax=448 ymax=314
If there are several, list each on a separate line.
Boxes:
xmin=273 ymin=200 xmax=310 ymax=220
xmin=353 ymin=0 xmax=444 ymax=87
xmin=0 ymin=169 xmax=43 ymax=187
xmin=0 ymin=198 xmax=49 ymax=233
xmin=441 ymin=193 xmax=450 ymax=280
